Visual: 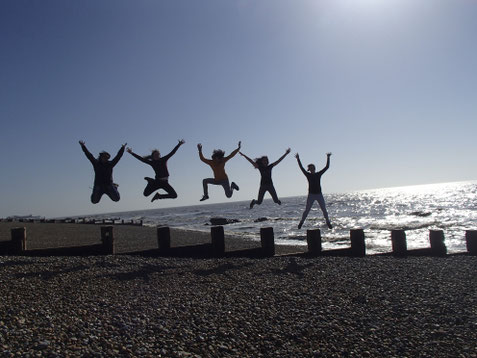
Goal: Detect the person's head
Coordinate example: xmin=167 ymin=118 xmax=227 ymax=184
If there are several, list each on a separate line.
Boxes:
xmin=151 ymin=150 xmax=160 ymax=160
xmin=255 ymin=156 xmax=269 ymax=168
xmin=98 ymin=151 xmax=111 ymax=163
xmin=307 ymin=164 xmax=316 ymax=173
xmin=212 ymin=149 xmax=225 ymax=161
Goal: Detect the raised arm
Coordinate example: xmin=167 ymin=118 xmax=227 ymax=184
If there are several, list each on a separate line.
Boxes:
xmin=318 ymin=152 xmax=331 ymax=174
xmin=79 ymin=140 xmax=95 ymax=164
xmin=271 ymin=148 xmax=291 ymax=167
xmin=127 ymin=147 xmax=149 ymax=164
xmin=295 ymin=153 xmax=307 ymax=175
xmin=224 ymin=141 xmax=241 ymax=162
xmin=111 ymin=143 xmax=127 ymax=166
xmin=197 ymin=143 xmax=212 ymax=164
xmin=163 ymin=139 xmax=185 ymax=161
xmin=239 ymin=152 xmax=258 ymax=168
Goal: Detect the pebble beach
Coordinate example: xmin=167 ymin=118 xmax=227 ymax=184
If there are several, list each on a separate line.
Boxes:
xmin=1 ymin=223 xmax=476 ymax=357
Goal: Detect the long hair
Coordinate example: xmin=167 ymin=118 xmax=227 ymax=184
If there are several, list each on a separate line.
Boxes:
xmin=212 ymin=149 xmax=225 ymax=160
xmin=254 ymin=156 xmax=268 ymax=168
xmin=144 ymin=149 xmax=160 ymax=161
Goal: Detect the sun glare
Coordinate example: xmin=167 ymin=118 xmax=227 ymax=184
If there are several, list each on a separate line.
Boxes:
xmin=339 ymin=0 xmax=404 ymax=14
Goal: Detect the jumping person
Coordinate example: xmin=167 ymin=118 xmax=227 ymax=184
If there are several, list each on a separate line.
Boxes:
xmin=127 ymin=140 xmax=185 ymax=202
xmin=198 ymin=141 xmax=241 ymax=201
xmin=296 ymin=152 xmax=332 ymax=229
xmin=79 ymin=140 xmax=126 ymax=204
xmin=240 ymin=148 xmax=291 ymax=208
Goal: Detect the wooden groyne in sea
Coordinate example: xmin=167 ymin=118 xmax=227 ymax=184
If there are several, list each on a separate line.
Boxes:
xmin=0 ymin=224 xmax=476 ymax=258
xmin=0 ymin=217 xmax=143 ymax=226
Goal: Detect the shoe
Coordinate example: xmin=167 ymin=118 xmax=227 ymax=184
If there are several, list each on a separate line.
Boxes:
xmin=277 ymin=200 xmax=282 ymax=205
xmin=151 ymin=193 xmax=160 ymax=202
xmin=144 ymin=177 xmax=154 ymax=183
xmin=298 ymin=221 xmax=304 ymax=229
xmin=250 ymin=199 xmax=256 ymax=209
xmin=326 ymin=220 xmax=333 ymax=229
xmin=231 ymin=182 xmax=239 ymax=191
xmin=200 ymin=195 xmax=209 ymax=202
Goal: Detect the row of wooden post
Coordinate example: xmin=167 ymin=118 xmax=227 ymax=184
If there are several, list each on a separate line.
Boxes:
xmin=0 ymin=218 xmax=143 ymax=226
xmin=3 ymin=226 xmax=477 ymax=257
xmin=154 ymin=227 xmax=477 ymax=257
xmin=1 ymin=226 xmax=115 ymax=256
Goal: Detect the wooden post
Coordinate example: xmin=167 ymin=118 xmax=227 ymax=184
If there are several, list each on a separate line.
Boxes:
xmin=391 ymin=230 xmax=407 ymax=256
xmin=466 ymin=230 xmax=477 ymax=255
xmin=260 ymin=227 xmax=275 ymax=257
xmin=350 ymin=229 xmax=365 ymax=257
xmin=10 ymin=227 xmax=26 ymax=254
xmin=307 ymin=229 xmax=322 ymax=255
xmin=100 ymin=226 xmax=115 ymax=255
xmin=429 ymin=230 xmax=446 ymax=256
xmin=211 ymin=226 xmax=225 ymax=257
xmin=157 ymin=226 xmax=171 ymax=251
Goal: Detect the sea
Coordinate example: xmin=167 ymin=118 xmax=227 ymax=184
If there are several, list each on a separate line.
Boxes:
xmin=85 ymin=181 xmax=477 ymax=255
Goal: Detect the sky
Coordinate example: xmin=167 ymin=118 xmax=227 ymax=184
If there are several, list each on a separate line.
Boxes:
xmin=1 ymin=0 xmax=476 ymax=218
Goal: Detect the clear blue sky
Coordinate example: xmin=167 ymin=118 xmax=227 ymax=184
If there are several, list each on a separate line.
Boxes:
xmin=1 ymin=0 xmax=476 ymax=218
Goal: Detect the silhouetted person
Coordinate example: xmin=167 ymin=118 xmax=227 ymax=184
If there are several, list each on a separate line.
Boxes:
xmin=240 ymin=148 xmax=291 ymax=208
xmin=198 ymin=141 xmax=241 ymax=201
xmin=79 ymin=140 xmax=126 ymax=204
xmin=127 ymin=140 xmax=185 ymax=202
xmin=296 ymin=152 xmax=332 ymax=229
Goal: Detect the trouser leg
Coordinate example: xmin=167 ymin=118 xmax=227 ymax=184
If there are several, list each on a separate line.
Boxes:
xmin=317 ymin=193 xmax=330 ymax=221
xmin=157 ymin=180 xmax=178 ymax=199
xmin=91 ymin=186 xmax=104 ymax=204
xmin=221 ymin=179 xmax=233 ymax=198
xmin=143 ymin=179 xmax=159 ymax=197
xmin=202 ymin=178 xmax=215 ymax=196
xmin=256 ymin=186 xmax=267 ymax=204
xmin=105 ymin=185 xmax=120 ymax=202
xmin=300 ymin=195 xmax=316 ymax=223
xmin=268 ymin=185 xmax=281 ymax=204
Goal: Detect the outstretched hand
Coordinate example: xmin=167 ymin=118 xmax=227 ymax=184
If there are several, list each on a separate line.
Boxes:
xmin=122 ymin=143 xmax=128 ymax=148
xmin=326 ymin=152 xmax=332 ymax=157
xmin=197 ymin=143 xmax=202 ymax=151
xmin=237 ymin=141 xmax=241 ymax=149
xmin=79 ymin=140 xmax=85 ymax=146
xmin=285 ymin=148 xmax=291 ymax=154
xmin=295 ymin=153 xmax=300 ymax=159
xmin=126 ymin=147 xmax=133 ymax=154
xmin=178 ymin=139 xmax=185 ymax=145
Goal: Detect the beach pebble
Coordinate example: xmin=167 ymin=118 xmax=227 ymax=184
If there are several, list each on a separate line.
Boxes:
xmin=0 ymin=255 xmax=476 ymax=356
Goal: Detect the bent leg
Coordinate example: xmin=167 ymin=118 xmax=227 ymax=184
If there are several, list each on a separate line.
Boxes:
xmin=91 ymin=186 xmax=103 ymax=204
xmin=202 ymin=178 xmax=216 ymax=196
xmin=157 ymin=181 xmax=178 ymax=199
xmin=105 ymin=185 xmax=120 ymax=202
xmin=221 ymin=179 xmax=233 ymax=198
xmin=143 ymin=178 xmax=160 ymax=197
